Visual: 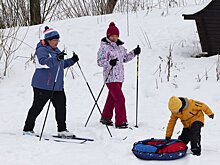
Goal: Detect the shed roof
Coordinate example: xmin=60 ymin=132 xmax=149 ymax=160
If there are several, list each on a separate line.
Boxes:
xmin=183 ymin=0 xmax=213 ymax=19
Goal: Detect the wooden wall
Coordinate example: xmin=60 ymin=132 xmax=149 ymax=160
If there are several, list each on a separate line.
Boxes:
xmin=183 ymin=0 xmax=220 ymax=55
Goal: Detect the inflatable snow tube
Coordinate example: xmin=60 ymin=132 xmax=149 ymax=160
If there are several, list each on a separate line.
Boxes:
xmin=132 ymin=138 xmax=187 ymax=160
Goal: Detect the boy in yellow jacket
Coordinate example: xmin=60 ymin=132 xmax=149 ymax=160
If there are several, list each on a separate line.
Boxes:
xmin=165 ymin=96 xmax=214 ymax=156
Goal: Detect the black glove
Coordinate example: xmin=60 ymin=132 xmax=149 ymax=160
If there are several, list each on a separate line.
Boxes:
xmin=209 ymin=114 xmax=214 ymax=119
xmin=165 ymin=137 xmax=171 ymax=143
xmin=109 ymin=58 xmax=118 ymax=66
xmin=133 ymin=45 xmax=141 ymax=55
xmin=72 ymin=52 xmax=79 ymax=62
xmin=165 ymin=137 xmax=171 ymax=140
xmin=57 ymin=50 xmax=67 ymax=61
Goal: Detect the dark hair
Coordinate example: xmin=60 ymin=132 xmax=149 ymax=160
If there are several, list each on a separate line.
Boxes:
xmin=44 ymin=39 xmax=49 ymax=46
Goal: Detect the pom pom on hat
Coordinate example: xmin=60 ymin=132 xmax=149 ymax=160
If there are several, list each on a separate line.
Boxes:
xmin=106 ymin=22 xmax=119 ymax=38
xmin=168 ymin=96 xmax=182 ymax=113
xmin=44 ymin=26 xmax=50 ymax=31
xmin=43 ymin=26 xmax=60 ymax=41
xmin=109 ymin=22 xmax=116 ymax=27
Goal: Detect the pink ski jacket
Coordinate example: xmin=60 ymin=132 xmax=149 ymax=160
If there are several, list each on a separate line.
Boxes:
xmin=97 ymin=37 xmax=136 ymax=83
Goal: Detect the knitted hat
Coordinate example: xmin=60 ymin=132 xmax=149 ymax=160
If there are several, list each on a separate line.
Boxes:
xmin=106 ymin=22 xmax=119 ymax=38
xmin=43 ymin=26 xmax=60 ymax=41
xmin=168 ymin=96 xmax=182 ymax=113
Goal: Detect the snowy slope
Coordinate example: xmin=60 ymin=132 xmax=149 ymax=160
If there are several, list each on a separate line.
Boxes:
xmin=0 ymin=2 xmax=220 ymax=165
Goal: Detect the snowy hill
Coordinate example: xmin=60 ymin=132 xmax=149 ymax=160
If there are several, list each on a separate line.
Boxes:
xmin=0 ymin=2 xmax=220 ymax=165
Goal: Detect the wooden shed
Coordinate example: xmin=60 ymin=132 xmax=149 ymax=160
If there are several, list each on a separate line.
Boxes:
xmin=183 ymin=0 xmax=220 ymax=56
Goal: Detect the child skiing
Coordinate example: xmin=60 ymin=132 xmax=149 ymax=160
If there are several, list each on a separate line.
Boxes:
xmin=23 ymin=26 xmax=79 ymax=137
xmin=165 ymin=96 xmax=214 ymax=156
xmin=97 ymin=22 xmax=141 ymax=129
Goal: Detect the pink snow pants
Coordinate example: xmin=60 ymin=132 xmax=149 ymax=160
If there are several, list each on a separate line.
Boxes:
xmin=102 ymin=82 xmax=127 ymax=125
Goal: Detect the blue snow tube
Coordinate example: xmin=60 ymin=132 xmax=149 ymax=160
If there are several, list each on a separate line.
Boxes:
xmin=132 ymin=138 xmax=188 ymax=160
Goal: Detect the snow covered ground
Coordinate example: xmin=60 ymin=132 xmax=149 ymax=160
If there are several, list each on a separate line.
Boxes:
xmin=0 ymin=1 xmax=220 ymax=165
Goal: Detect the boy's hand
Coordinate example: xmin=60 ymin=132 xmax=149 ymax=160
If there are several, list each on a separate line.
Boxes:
xmin=165 ymin=137 xmax=171 ymax=143
xmin=209 ymin=114 xmax=214 ymax=119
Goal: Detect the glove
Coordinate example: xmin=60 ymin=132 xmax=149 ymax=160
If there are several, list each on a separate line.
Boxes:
xmin=133 ymin=45 xmax=141 ymax=55
xmin=165 ymin=137 xmax=171 ymax=140
xmin=165 ymin=137 xmax=171 ymax=143
xmin=109 ymin=58 xmax=118 ymax=66
xmin=72 ymin=52 xmax=79 ymax=62
xmin=57 ymin=50 xmax=67 ymax=61
xmin=209 ymin=114 xmax=214 ymax=119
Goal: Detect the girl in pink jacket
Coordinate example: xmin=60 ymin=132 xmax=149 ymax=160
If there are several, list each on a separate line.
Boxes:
xmin=97 ymin=22 xmax=141 ymax=128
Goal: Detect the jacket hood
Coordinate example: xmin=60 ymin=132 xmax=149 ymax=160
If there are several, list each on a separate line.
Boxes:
xmin=179 ymin=97 xmax=189 ymax=113
xmin=36 ymin=40 xmax=45 ymax=50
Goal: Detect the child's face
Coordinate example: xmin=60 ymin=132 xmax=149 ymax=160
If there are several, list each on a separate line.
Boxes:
xmin=109 ymin=35 xmax=119 ymax=42
xmin=48 ymin=39 xmax=59 ymax=49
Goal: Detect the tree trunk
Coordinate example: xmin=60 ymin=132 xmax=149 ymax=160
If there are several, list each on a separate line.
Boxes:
xmin=30 ymin=0 xmax=41 ymax=25
xmin=106 ymin=0 xmax=118 ymax=14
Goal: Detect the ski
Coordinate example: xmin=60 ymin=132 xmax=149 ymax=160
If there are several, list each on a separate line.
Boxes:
xmin=44 ymin=137 xmax=87 ymax=144
xmin=30 ymin=134 xmax=94 ymax=144
xmin=52 ymin=135 xmax=94 ymax=142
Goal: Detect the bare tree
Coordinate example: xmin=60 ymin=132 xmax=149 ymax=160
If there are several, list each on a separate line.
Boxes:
xmin=0 ymin=0 xmax=62 ymax=27
xmin=0 ymin=26 xmax=28 ymax=77
xmin=57 ymin=0 xmax=90 ymax=18
xmin=30 ymin=0 xmax=41 ymax=25
xmin=52 ymin=0 xmax=120 ymax=20
xmin=167 ymin=44 xmax=173 ymax=82
xmin=41 ymin=0 xmax=63 ymax=22
xmin=106 ymin=0 xmax=118 ymax=14
xmin=0 ymin=0 xmax=30 ymax=28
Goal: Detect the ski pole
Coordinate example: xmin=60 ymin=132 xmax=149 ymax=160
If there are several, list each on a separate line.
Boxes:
xmin=39 ymin=64 xmax=61 ymax=141
xmin=134 ymin=45 xmax=140 ymax=128
xmin=76 ymin=62 xmax=112 ymax=137
xmin=84 ymin=66 xmax=113 ymax=127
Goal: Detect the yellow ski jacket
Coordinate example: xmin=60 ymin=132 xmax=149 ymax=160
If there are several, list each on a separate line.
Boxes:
xmin=166 ymin=98 xmax=214 ymax=138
